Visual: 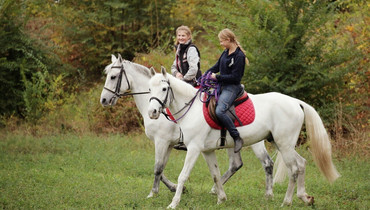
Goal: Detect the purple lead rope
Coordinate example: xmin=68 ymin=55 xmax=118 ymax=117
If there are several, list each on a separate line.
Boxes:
xmin=197 ymin=71 xmax=220 ymax=102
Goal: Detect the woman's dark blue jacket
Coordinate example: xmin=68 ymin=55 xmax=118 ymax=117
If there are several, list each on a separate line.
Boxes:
xmin=207 ymin=47 xmax=246 ymax=86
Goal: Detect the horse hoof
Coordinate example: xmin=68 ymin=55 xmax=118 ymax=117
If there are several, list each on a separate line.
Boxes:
xmin=147 ymin=191 xmax=155 ymax=198
xmin=217 ymin=196 xmax=227 ymax=204
xmin=281 ymin=201 xmax=292 ymax=207
xmin=209 ymin=188 xmax=217 ymax=195
xmin=307 ymin=195 xmax=315 ymax=205
xmin=265 ymin=193 xmax=274 ymax=199
xmin=167 ymin=203 xmax=177 ymax=209
xmin=173 ymin=185 xmax=187 ymax=193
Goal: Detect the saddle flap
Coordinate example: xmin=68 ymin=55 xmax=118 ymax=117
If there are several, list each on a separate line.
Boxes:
xmin=207 ymin=95 xmax=241 ymax=126
xmin=203 ymin=91 xmax=255 ymax=130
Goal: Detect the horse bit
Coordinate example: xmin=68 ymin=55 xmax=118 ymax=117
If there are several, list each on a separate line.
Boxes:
xmin=149 ymin=79 xmax=198 ymax=122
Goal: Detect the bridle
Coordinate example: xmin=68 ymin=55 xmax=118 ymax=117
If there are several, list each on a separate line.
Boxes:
xmin=103 ymin=64 xmax=150 ymax=99
xmin=149 ymin=80 xmax=174 ymax=112
xmin=149 ymin=79 xmax=199 ymax=122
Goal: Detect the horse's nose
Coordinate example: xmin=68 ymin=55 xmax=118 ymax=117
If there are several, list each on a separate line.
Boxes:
xmin=149 ymin=108 xmax=158 ymax=119
xmin=101 ymin=98 xmax=106 ymax=104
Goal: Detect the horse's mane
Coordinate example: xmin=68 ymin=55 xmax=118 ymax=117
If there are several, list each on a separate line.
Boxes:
xmin=104 ymin=60 xmax=151 ymax=78
xmin=167 ymin=74 xmax=198 ymax=97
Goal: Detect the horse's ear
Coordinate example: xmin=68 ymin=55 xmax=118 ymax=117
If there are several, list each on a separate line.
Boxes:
xmin=117 ymin=53 xmax=123 ymax=62
xmin=150 ymin=67 xmax=156 ymax=77
xmin=161 ymin=66 xmax=167 ymax=77
xmin=111 ymin=54 xmax=117 ymax=63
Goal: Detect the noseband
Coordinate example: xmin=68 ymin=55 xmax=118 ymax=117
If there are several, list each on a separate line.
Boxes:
xmin=149 ymin=79 xmax=199 ymax=122
xmin=149 ymin=80 xmax=174 ymax=111
xmin=103 ymin=64 xmax=150 ymax=98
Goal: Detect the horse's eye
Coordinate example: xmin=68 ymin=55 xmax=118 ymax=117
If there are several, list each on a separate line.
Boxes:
xmin=111 ymin=76 xmax=116 ymax=80
xmin=162 ymin=87 xmax=167 ymax=91
xmin=149 ymin=88 xmax=151 ymax=92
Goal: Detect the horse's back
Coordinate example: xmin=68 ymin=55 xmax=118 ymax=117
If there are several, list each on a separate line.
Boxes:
xmin=249 ymin=92 xmax=305 ymax=129
xmin=249 ymin=92 xmax=302 ymax=111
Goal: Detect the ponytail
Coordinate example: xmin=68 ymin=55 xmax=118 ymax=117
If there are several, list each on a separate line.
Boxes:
xmin=236 ymin=41 xmax=249 ymax=66
xmin=218 ymin=28 xmax=250 ymax=66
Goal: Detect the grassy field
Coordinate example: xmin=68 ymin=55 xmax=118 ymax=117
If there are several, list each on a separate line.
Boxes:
xmin=0 ymin=133 xmax=368 ymax=209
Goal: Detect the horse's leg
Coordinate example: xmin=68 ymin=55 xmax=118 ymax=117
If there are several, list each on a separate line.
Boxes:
xmin=202 ymin=151 xmax=227 ymax=204
xmin=168 ymin=148 xmax=200 ymax=209
xmin=295 ymin=153 xmax=314 ymax=205
xmin=210 ymin=148 xmax=243 ymax=194
xmin=160 ymin=174 xmax=176 ymax=191
xmin=160 ymin=145 xmax=178 ymax=192
xmin=279 ymin=148 xmax=300 ymax=206
xmin=147 ymin=142 xmax=173 ymax=198
xmin=250 ymin=141 xmax=274 ymax=198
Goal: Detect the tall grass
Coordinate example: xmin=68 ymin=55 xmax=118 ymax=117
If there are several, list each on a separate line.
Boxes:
xmin=0 ymin=133 xmax=368 ymax=209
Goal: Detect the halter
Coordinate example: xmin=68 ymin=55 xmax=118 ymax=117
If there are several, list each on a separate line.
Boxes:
xmin=103 ymin=64 xmax=150 ymax=98
xmin=149 ymin=79 xmax=199 ymax=122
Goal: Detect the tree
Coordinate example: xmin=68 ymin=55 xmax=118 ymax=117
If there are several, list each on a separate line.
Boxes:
xmin=197 ymin=0 xmax=361 ymax=123
xmin=48 ymin=0 xmax=177 ymax=81
xmin=0 ymin=0 xmax=71 ymax=122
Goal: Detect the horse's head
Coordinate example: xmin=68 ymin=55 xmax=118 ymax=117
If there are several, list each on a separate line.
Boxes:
xmin=148 ymin=66 xmax=173 ymax=119
xmin=100 ymin=54 xmax=130 ymax=106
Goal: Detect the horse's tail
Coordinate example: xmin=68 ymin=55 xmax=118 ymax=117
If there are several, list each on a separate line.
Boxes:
xmin=273 ymin=151 xmax=287 ymax=184
xmin=300 ymin=102 xmax=340 ymax=183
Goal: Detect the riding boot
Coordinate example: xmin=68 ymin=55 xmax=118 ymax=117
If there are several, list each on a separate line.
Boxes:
xmin=174 ymin=142 xmax=187 ymax=151
xmin=233 ymin=136 xmax=244 ymax=153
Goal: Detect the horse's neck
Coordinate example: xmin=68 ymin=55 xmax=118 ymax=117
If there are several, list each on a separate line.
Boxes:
xmin=168 ymin=76 xmax=198 ymax=115
xmin=127 ymin=64 xmax=151 ymax=116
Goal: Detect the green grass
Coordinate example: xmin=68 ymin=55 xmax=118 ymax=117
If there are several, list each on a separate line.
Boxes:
xmin=0 ymin=133 xmax=368 ymax=209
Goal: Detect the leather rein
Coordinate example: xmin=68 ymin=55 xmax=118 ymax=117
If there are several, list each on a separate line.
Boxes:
xmin=149 ymin=79 xmax=199 ymax=122
xmin=103 ymin=64 xmax=150 ymax=98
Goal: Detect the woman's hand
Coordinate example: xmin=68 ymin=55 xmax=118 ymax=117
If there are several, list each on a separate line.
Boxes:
xmin=176 ymin=72 xmax=184 ymax=79
xmin=210 ymin=73 xmax=217 ymax=79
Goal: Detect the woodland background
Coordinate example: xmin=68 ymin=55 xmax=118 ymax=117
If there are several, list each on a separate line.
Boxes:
xmin=0 ymin=0 xmax=368 ymax=157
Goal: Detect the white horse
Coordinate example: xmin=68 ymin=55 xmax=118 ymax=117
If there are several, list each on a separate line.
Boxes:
xmin=100 ymin=54 xmax=276 ymax=198
xmin=147 ymin=67 xmax=340 ymax=209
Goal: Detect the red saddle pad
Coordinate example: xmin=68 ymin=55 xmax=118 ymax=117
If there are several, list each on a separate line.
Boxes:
xmin=202 ymin=93 xmax=255 ymax=130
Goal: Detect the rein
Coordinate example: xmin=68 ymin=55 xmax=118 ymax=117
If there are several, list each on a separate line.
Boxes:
xmin=198 ymin=71 xmax=220 ymax=103
xmin=103 ymin=64 xmax=150 ymax=98
xmin=150 ymin=72 xmax=219 ymax=122
xmin=163 ymin=91 xmax=199 ymax=122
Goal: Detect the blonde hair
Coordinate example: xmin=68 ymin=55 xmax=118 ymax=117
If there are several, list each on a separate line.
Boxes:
xmin=218 ymin=28 xmax=249 ymax=65
xmin=175 ymin=25 xmax=192 ymax=45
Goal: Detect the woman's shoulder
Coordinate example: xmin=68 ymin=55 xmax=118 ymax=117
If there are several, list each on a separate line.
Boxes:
xmin=187 ymin=45 xmax=200 ymax=57
xmin=235 ymin=48 xmax=246 ymax=58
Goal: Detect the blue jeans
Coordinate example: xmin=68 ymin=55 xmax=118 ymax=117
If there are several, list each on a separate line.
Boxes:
xmin=215 ymin=84 xmax=243 ymax=139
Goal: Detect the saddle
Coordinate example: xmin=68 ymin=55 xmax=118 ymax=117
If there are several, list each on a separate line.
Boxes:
xmin=207 ymin=90 xmax=249 ymax=126
xmin=203 ymin=90 xmax=256 ymax=146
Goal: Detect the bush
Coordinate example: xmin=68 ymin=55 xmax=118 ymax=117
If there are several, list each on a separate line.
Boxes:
xmin=197 ymin=0 xmax=362 ymax=125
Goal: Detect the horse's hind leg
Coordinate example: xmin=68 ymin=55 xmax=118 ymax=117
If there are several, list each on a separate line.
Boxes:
xmin=210 ymin=148 xmax=243 ymax=194
xmin=202 ymin=151 xmax=227 ymax=204
xmin=296 ymin=153 xmax=314 ymax=205
xmin=250 ymin=141 xmax=274 ymax=198
xmin=279 ymin=149 xmax=311 ymax=206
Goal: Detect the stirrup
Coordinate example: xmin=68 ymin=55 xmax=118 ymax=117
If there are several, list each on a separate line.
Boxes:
xmin=174 ymin=142 xmax=187 ymax=151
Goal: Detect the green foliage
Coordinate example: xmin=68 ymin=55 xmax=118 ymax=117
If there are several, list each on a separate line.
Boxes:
xmin=0 ymin=0 xmax=27 ymax=117
xmin=21 ymin=69 xmax=67 ymax=124
xmin=45 ymin=0 xmax=177 ymax=81
xmin=0 ymin=0 xmax=75 ymax=122
xmin=197 ymin=0 xmax=362 ymax=123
